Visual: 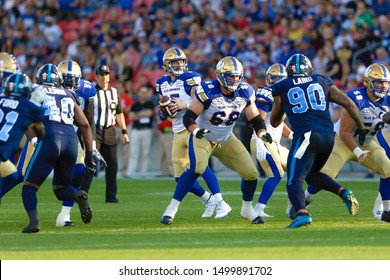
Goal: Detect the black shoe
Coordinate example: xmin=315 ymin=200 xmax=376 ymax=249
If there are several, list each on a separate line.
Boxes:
xmin=64 ymin=221 xmax=75 ymax=226
xmin=381 ymin=211 xmax=390 ymax=223
xmin=252 ymin=216 xmax=265 ymax=224
xmin=75 ymin=191 xmax=92 ymax=224
xmin=160 ymin=216 xmax=173 ymax=225
xmin=105 ymin=198 xmax=119 ymax=203
xmin=21 ymin=220 xmax=40 ymax=233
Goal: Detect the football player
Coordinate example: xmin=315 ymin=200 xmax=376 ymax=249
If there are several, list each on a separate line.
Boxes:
xmin=21 ymin=64 xmax=95 ymax=233
xmin=270 ymin=54 xmax=365 ymax=228
xmin=250 ymin=63 xmax=292 ymax=218
xmin=304 ymin=63 xmax=390 ymax=223
xmin=160 ymin=56 xmax=272 ymax=225
xmin=0 ymin=52 xmax=19 ymax=91
xmin=0 ymin=73 xmax=45 ymax=202
xmin=156 ymin=47 xmax=224 ymax=218
xmin=55 ymin=59 xmax=105 ymax=226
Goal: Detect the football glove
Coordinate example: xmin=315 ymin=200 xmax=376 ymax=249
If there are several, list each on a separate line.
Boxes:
xmin=157 ymin=108 xmax=168 ymax=121
xmin=259 ymin=131 xmax=272 ymax=144
xmin=93 ymin=149 xmax=107 ymax=168
xmin=369 ymin=103 xmax=387 ymax=120
xmin=354 ymin=127 xmax=368 ymax=146
xmin=193 ymin=128 xmax=210 ymax=139
xmin=255 ymin=138 xmax=269 ymax=162
xmin=85 ymin=151 xmax=97 ymax=174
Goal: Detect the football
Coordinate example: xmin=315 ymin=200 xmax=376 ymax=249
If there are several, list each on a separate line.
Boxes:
xmin=159 ymin=96 xmax=177 ymax=117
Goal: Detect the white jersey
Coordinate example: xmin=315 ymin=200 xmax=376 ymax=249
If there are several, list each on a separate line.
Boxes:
xmin=156 ymin=71 xmax=201 ymax=133
xmin=334 ymin=87 xmax=386 ymax=146
xmin=195 ymin=80 xmax=255 ymax=143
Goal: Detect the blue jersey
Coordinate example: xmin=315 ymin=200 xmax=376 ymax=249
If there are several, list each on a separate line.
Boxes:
xmin=195 ymin=80 xmax=255 ymax=143
xmin=272 ymin=74 xmax=334 ymax=137
xmin=41 ymin=85 xmax=79 ymax=136
xmin=76 ymin=79 xmax=96 ymax=111
xmin=0 ymin=96 xmax=45 ymax=161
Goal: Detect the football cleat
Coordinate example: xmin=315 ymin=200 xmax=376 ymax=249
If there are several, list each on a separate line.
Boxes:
xmin=21 ymin=210 xmax=40 ymax=233
xmin=340 ymin=189 xmax=359 ymax=215
xmin=285 ymin=212 xmax=312 ymax=229
xmin=201 ymin=195 xmax=217 ymax=218
xmin=75 ymin=191 xmax=92 ymax=224
xmin=381 ymin=211 xmax=390 ymax=223
xmin=241 ymin=203 xmax=265 ymax=224
xmin=251 ymin=216 xmax=265 ymax=224
xmin=286 ymin=196 xmax=313 ymax=219
xmin=215 ymin=200 xmax=232 ymax=219
xmin=254 ymin=203 xmax=274 ymax=218
xmin=56 ymin=213 xmax=75 ymax=227
xmin=160 ymin=216 xmax=173 ymax=225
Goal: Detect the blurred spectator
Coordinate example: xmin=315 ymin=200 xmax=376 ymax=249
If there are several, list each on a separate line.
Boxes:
xmin=126 ymin=85 xmax=155 ymax=178
xmin=115 ymin=80 xmax=134 ymax=178
xmin=156 ymin=118 xmax=174 ymax=177
xmin=373 ymin=47 xmax=390 ymax=69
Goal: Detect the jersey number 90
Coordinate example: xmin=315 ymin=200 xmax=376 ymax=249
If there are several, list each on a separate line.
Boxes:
xmin=288 ymin=83 xmax=326 ymax=114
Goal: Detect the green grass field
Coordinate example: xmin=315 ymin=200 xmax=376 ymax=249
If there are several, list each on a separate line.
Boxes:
xmin=1 ymin=178 xmax=389 ymax=260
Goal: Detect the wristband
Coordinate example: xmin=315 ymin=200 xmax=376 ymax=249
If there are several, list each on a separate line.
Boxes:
xmin=192 ymin=128 xmax=200 ymax=136
xmin=122 ymin=129 xmax=128 ymax=135
xmin=31 ymin=137 xmax=38 ymax=147
xmin=353 ymin=147 xmax=365 ymax=158
xmin=288 ymin=131 xmax=293 ymax=139
xmin=92 ymin=140 xmax=96 ymax=150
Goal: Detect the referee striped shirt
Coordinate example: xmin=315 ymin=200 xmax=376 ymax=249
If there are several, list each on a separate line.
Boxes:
xmin=94 ymin=85 xmax=123 ymax=129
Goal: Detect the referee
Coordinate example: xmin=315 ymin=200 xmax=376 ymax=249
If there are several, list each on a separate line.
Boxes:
xmin=81 ymin=65 xmax=129 ymax=203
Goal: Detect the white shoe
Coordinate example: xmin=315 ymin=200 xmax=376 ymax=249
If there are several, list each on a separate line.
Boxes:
xmin=215 ymin=200 xmax=232 ymax=219
xmin=202 ymin=195 xmax=217 ymax=218
xmin=241 ymin=205 xmax=258 ymax=221
xmin=254 ymin=203 xmax=274 ymax=218
xmin=373 ymin=193 xmax=383 ymax=220
xmin=286 ymin=199 xmax=294 ymax=218
xmin=56 ymin=213 xmax=74 ymax=227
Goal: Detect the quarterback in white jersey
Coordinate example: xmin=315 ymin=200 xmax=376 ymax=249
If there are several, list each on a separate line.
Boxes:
xmin=157 ymin=47 xmax=223 ymax=219
xmin=305 ymin=63 xmax=390 ymax=223
xmin=160 ymin=56 xmax=272 ymax=225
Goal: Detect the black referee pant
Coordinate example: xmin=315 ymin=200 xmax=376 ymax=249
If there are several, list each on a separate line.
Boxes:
xmin=81 ymin=128 xmax=119 ymax=202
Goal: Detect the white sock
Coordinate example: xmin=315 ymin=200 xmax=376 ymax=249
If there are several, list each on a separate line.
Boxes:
xmin=201 ymin=191 xmax=211 ymax=202
xmin=163 ymin=199 xmax=181 ymax=218
xmin=60 ymin=206 xmax=72 ymax=216
xmin=383 ymin=200 xmax=390 ymax=212
xmin=257 ymin=203 xmax=266 ymax=211
xmin=242 ymin=200 xmax=253 ymax=209
xmin=213 ymin=193 xmax=223 ymax=203
xmin=305 ymin=189 xmax=315 ymax=201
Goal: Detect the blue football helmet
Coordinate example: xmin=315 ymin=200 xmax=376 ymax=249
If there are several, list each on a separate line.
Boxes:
xmin=35 ymin=63 xmax=63 ymax=87
xmin=215 ymin=56 xmax=244 ymax=92
xmin=58 ymin=59 xmax=82 ymax=90
xmin=3 ymin=73 xmax=33 ymax=99
xmin=286 ymin=53 xmax=313 ymax=77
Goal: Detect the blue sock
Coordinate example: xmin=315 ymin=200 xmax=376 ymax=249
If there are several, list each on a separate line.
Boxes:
xmin=379 ymin=177 xmax=390 ymax=200
xmin=201 ymin=166 xmax=221 ymax=194
xmin=62 ymin=163 xmax=84 ymax=207
xmin=1 ymin=171 xmax=23 ymax=198
xmin=258 ymin=176 xmax=282 ymax=204
xmin=306 ymin=184 xmax=321 ymax=195
xmin=173 ymin=170 xmax=200 ymax=201
xmin=241 ymin=179 xmax=257 ymax=201
xmin=22 ymin=185 xmax=38 ymax=212
xmin=306 ymin=172 xmax=340 ymax=195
